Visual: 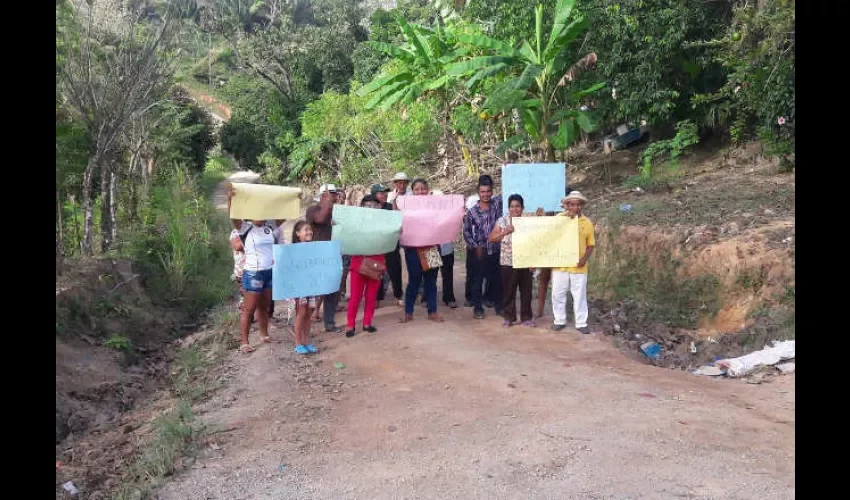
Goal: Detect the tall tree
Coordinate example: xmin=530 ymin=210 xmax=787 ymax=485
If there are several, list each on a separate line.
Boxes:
xmin=58 ymin=0 xmax=176 ymax=254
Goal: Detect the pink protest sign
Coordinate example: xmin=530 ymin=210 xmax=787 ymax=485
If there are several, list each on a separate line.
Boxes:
xmin=397 ymin=194 xmax=465 ymax=247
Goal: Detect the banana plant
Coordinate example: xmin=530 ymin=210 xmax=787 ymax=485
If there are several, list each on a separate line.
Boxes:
xmin=446 ymin=0 xmax=604 ymax=161
xmin=356 ymin=17 xmax=465 ymax=111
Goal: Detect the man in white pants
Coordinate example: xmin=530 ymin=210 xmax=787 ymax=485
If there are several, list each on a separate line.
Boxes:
xmin=551 ymin=191 xmax=596 ymax=334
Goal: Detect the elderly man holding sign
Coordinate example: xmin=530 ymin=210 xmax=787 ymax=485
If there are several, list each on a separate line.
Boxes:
xmin=551 ymin=191 xmax=595 ymax=334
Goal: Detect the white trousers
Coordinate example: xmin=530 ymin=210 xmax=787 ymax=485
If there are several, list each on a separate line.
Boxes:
xmin=552 ymin=271 xmax=589 ymax=328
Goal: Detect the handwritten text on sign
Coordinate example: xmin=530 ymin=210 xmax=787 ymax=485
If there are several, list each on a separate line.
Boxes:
xmin=501 ymin=163 xmax=566 ymax=215
xmin=396 ymin=194 xmax=464 ymax=247
xmin=230 ymin=183 xmax=302 ymax=220
xmin=511 ymin=216 xmax=580 ymax=268
xmin=272 ymin=241 xmax=342 ymax=300
xmin=332 ymin=205 xmax=402 ymax=255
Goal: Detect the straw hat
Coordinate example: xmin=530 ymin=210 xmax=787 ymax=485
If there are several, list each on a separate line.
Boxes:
xmin=391 ymin=172 xmax=410 ymax=182
xmin=562 ymin=191 xmax=588 ymax=204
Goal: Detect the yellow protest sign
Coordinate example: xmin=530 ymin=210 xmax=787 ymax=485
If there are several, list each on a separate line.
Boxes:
xmin=229 ymin=183 xmax=302 ymax=220
xmin=511 ymin=216 xmax=580 ymax=268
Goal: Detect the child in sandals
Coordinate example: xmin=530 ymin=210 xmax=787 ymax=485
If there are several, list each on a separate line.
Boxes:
xmin=291 ymin=220 xmax=320 ymax=355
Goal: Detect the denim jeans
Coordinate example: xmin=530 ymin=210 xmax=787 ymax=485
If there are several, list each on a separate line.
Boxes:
xmin=404 ymin=247 xmax=438 ymax=315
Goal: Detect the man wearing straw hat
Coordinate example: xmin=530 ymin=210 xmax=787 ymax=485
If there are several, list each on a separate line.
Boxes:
xmin=551 ymin=191 xmax=595 ymax=334
xmin=387 ymin=172 xmax=412 ymax=205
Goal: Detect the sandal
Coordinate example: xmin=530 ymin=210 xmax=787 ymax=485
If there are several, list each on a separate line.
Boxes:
xmin=259 ymin=335 xmax=280 ymax=343
xmin=294 ymin=345 xmax=310 ymax=355
xmin=427 ymin=313 xmax=444 ymax=323
xmin=502 ymin=320 xmax=514 ymax=328
xmin=239 ymin=344 xmax=256 ymax=354
xmin=400 ymin=315 xmax=414 ymax=324
xmin=520 ymin=320 xmax=536 ymax=328
xmin=305 ymin=344 xmax=319 ymax=353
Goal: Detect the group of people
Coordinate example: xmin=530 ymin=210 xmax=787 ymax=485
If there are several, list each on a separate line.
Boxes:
xmin=228 ymin=171 xmax=596 ymax=355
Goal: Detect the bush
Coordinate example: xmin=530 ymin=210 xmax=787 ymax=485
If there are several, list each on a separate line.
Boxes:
xmin=125 ymin=165 xmax=232 ymax=314
xmin=573 ymin=0 xmax=731 ymax=129
xmin=697 ymin=0 xmax=795 ymax=165
xmin=218 ymin=76 xmax=301 ymax=170
xmin=638 ymin=120 xmax=700 ymax=179
xmin=159 ymin=90 xmax=217 ymax=173
xmin=278 ymin=88 xmax=441 ymax=184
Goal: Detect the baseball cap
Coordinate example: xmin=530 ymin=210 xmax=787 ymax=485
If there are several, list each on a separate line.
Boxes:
xmin=370 ymin=183 xmax=391 ymax=195
xmin=314 ymin=183 xmax=338 ymax=201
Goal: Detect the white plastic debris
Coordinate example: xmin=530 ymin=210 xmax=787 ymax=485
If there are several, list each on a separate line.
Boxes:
xmin=692 ymin=365 xmax=724 ymax=376
xmin=62 ymin=482 xmax=80 ymax=496
xmin=776 ymin=362 xmax=796 ymax=374
xmin=716 ymin=340 xmax=795 ymax=378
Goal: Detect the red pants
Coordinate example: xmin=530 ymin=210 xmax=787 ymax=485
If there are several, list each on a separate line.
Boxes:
xmin=347 ymin=255 xmax=384 ymax=329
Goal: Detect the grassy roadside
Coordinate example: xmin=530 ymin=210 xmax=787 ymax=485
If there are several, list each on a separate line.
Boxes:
xmin=109 ymin=165 xmax=240 ymax=499
xmin=112 ymin=305 xmax=239 ymax=500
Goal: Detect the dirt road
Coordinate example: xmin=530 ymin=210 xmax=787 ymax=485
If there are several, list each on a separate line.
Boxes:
xmin=160 ymin=296 xmax=794 ymax=499
xmin=160 ymin=173 xmax=794 ymax=499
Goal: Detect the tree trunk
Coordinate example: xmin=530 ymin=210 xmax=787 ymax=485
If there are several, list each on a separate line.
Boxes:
xmin=544 ymin=138 xmax=556 ymax=162
xmin=81 ymin=154 xmax=98 ymax=256
xmin=109 ymin=169 xmax=118 ymax=249
xmin=56 ymin=189 xmax=64 ymax=276
xmin=100 ymin=162 xmax=113 ymax=252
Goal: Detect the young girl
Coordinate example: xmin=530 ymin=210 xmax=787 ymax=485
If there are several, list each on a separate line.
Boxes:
xmin=291 ymin=220 xmax=320 ymax=354
xmin=345 ymin=195 xmax=386 ymax=337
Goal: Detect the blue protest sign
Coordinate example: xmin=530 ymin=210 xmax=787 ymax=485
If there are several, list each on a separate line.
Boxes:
xmin=272 ymin=241 xmax=342 ymax=300
xmin=500 ymin=163 xmax=566 ymax=214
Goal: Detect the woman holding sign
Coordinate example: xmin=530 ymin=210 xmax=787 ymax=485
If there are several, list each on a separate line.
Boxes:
xmin=227 ymin=186 xmax=281 ymax=354
xmin=401 ymin=179 xmax=445 ymax=324
xmin=345 ymin=195 xmax=387 ymax=337
xmin=488 ymin=194 xmax=535 ymax=327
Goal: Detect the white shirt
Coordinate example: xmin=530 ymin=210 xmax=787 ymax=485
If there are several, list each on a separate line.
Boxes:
xmin=240 ymin=222 xmax=276 ymax=272
xmin=387 ymin=186 xmax=412 ymax=204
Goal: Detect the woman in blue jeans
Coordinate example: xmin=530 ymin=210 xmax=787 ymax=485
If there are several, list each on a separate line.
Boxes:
xmin=227 ymin=185 xmax=282 ymax=353
xmin=400 ymin=178 xmax=445 ymax=324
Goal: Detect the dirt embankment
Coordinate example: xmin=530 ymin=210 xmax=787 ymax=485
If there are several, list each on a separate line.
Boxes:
xmin=572 ymin=142 xmax=795 ymax=369
xmin=56 ymin=260 xmax=182 ymax=445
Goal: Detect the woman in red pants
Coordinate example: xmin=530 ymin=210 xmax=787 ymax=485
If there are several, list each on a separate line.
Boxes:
xmin=345 ymin=194 xmax=387 ymax=338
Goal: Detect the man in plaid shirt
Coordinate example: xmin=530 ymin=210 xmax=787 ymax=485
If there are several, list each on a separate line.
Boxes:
xmin=463 ymin=175 xmax=503 ymax=319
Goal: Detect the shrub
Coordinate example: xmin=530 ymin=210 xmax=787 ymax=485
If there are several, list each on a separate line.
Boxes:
xmin=277 ymin=88 xmax=441 ymax=184
xmin=125 ymin=165 xmax=232 ymax=314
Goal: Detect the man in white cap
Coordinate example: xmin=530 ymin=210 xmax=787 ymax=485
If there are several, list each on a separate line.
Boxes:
xmin=306 ymin=183 xmax=342 ymax=333
xmin=387 ymin=172 xmax=412 ymax=205
xmin=551 ymin=191 xmax=595 ymax=334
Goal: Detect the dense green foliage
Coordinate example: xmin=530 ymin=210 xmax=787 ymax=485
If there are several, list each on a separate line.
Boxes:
xmin=446 ymin=0 xmax=603 ymax=160
xmin=59 ymin=0 xmax=796 ymax=252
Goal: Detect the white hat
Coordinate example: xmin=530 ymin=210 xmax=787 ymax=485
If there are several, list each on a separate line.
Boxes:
xmin=391 ymin=172 xmax=409 ymax=182
xmin=314 ymin=183 xmax=338 ymax=201
xmin=318 ymin=183 xmax=338 ymax=194
xmin=562 ymin=191 xmax=588 ymax=204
